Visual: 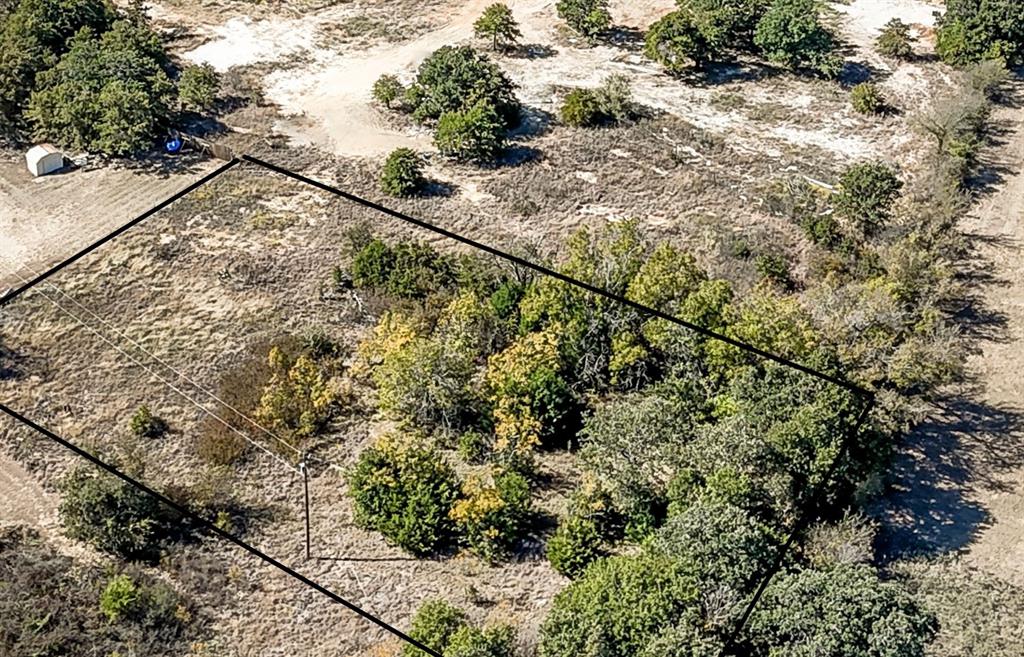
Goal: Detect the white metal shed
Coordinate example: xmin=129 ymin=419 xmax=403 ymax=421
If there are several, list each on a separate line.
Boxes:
xmin=25 ymin=144 xmax=64 ymax=177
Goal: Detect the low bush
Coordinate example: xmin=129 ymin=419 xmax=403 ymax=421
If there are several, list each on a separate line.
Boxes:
xmin=178 ymin=63 xmax=220 ymax=112
xmin=560 ymin=88 xmax=603 ymax=127
xmin=351 ymin=238 xmax=456 ymax=298
xmin=59 ymin=467 xmax=169 ymax=559
xmin=381 ymin=148 xmax=426 ymax=197
xmin=876 ymin=18 xmax=915 ymax=61
xmin=850 ymin=82 xmax=884 ymax=115
xmin=835 ymin=162 xmax=903 ymax=237
xmin=547 ymin=515 xmax=604 ymax=578
xmin=754 ymin=253 xmax=792 ymax=288
xmin=129 ymin=404 xmax=167 ymax=438
xmin=348 ymin=433 xmax=461 ymax=555
xmin=644 ymin=10 xmax=713 ymax=72
xmin=556 ymin=0 xmax=611 ymax=38
xmin=403 ymin=599 xmax=469 ymax=657
xmin=446 ymin=625 xmax=516 ymax=657
xmin=435 ymin=100 xmax=508 ymax=162
xmin=450 ymin=468 xmax=531 ymax=562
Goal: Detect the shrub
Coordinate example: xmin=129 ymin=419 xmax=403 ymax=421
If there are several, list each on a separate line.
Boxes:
xmin=351 ymin=238 xmax=456 ymax=298
xmin=747 ymin=564 xmax=938 ymax=657
xmin=458 ymin=431 xmax=493 ymax=463
xmin=555 ymin=0 xmax=611 ymax=38
xmin=754 ymin=252 xmax=792 ymax=287
xmin=876 ymin=17 xmax=915 ymax=61
xmin=804 ymin=511 xmax=876 ymax=569
xmin=560 ymin=88 xmax=602 ymax=127
xmin=129 ymin=404 xmax=167 ymax=438
xmin=935 ymin=0 xmax=1024 ymax=67
xmin=446 ymin=625 xmax=516 ymax=657
xmin=178 ymin=63 xmax=219 ymax=112
xmin=348 ymin=433 xmax=461 ymax=555
xmin=540 ymin=553 xmax=702 ymax=657
xmin=835 ymin=162 xmax=903 ymax=236
xmin=649 ymin=500 xmax=775 ymax=589
xmin=372 ymin=73 xmax=405 ymax=109
xmin=59 ymin=467 xmax=167 ymax=559
xmin=644 ymin=10 xmax=713 ymax=72
xmin=403 ymin=599 xmax=468 ymax=657
xmin=100 ymin=574 xmax=140 ymax=622
xmin=450 ymin=468 xmax=531 ymax=562
xmin=486 ymin=331 xmax=573 ymax=458
xmin=380 ymin=148 xmax=426 ymax=197
xmin=407 ymin=45 xmax=520 ymax=127
xmin=800 ymin=212 xmax=844 ymax=248
xmin=850 ymin=82 xmax=884 ymax=115
xmin=547 ymin=515 xmax=603 ymax=578
xmin=754 ymin=0 xmax=841 ymax=76
xmin=435 ymin=100 xmax=507 ymax=162
xmin=253 ymin=345 xmax=338 ymax=445
xmin=593 ymin=74 xmax=633 ymax=123
xmin=474 ymin=3 xmax=521 ymax=52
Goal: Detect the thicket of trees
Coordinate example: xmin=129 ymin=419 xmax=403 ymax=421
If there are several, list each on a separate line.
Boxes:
xmin=0 ymin=0 xmax=220 ymax=155
xmin=644 ymin=0 xmax=841 ymax=77
xmin=935 ymin=0 xmax=1024 ymax=67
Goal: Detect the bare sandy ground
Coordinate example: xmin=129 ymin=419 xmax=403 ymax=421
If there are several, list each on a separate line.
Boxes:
xmin=179 ymin=0 xmax=946 ymax=160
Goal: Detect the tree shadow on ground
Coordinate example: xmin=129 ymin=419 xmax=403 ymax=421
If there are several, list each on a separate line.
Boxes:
xmin=605 ymin=26 xmax=646 ymax=52
xmin=872 ymin=389 xmax=1024 ymax=564
xmin=506 ymin=43 xmax=558 ymax=60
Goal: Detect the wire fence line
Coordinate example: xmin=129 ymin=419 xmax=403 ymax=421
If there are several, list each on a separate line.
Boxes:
xmin=0 ymin=258 xmax=299 ymax=473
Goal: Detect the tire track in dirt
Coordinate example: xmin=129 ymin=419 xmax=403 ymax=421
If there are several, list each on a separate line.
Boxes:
xmin=874 ymin=89 xmax=1024 ymax=586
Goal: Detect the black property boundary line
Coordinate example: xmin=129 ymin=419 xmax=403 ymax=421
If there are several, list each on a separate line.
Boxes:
xmin=0 ymin=155 xmax=879 ymax=654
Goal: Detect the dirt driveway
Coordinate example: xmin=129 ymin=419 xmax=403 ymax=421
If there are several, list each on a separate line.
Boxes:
xmin=874 ymin=92 xmax=1024 ymax=586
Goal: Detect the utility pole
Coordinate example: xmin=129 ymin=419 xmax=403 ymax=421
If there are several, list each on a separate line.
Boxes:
xmin=300 ymin=456 xmax=311 ymax=561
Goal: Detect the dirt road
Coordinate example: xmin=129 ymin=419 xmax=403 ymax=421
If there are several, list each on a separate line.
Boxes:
xmin=875 ymin=92 xmax=1024 ymax=586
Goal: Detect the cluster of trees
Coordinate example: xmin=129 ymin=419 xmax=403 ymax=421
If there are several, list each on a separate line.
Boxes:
xmin=0 ymin=526 xmax=196 ymax=655
xmin=0 ymin=0 xmax=220 ymax=155
xmin=332 ymin=208 xmax=951 ymax=654
xmin=644 ymin=0 xmax=842 ymax=77
xmin=373 ymin=45 xmax=521 ymax=165
xmin=935 ymin=0 xmax=1024 ymax=67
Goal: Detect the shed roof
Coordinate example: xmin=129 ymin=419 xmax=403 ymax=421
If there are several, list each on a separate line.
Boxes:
xmin=26 ymin=143 xmax=61 ymax=160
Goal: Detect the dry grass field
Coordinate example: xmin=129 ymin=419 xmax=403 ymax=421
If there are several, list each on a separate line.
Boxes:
xmin=2 ymin=0 xmax=1024 ymax=655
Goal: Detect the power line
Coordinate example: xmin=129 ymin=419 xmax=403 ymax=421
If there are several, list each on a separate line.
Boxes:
xmin=9 ymin=259 xmax=303 ymax=459
xmin=0 ymin=265 xmax=298 ymax=472
xmin=0 ymin=401 xmax=445 ymax=657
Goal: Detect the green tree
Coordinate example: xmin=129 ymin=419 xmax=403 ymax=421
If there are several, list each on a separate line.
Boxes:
xmin=348 ymin=433 xmax=461 ymax=555
xmin=177 ymin=62 xmax=219 ymax=111
xmin=435 ymin=99 xmax=507 ymax=162
xmin=935 ymin=0 xmax=1024 ymax=67
xmin=406 ymin=45 xmax=520 ymax=127
xmin=754 ymin=0 xmax=842 ymax=76
xmin=25 ymin=17 xmax=174 ymax=155
xmin=875 ymin=17 xmax=915 ymax=61
xmin=59 ymin=466 xmax=167 ymax=559
xmin=645 ymin=11 xmax=713 ymax=71
xmin=747 ymin=564 xmax=938 ymax=657
xmin=835 ymin=161 xmax=903 ymax=236
xmin=0 ymin=0 xmax=116 ymax=127
xmin=403 ymin=599 xmax=468 ymax=657
xmin=474 ymin=3 xmax=521 ymax=52
xmin=555 ymin=0 xmax=611 ymax=38
xmin=380 ymin=147 xmax=427 ymax=197
xmin=649 ymin=500 xmax=775 ymax=589
xmin=677 ymin=0 xmax=769 ymax=52
xmin=372 ymin=73 xmax=405 ymax=109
